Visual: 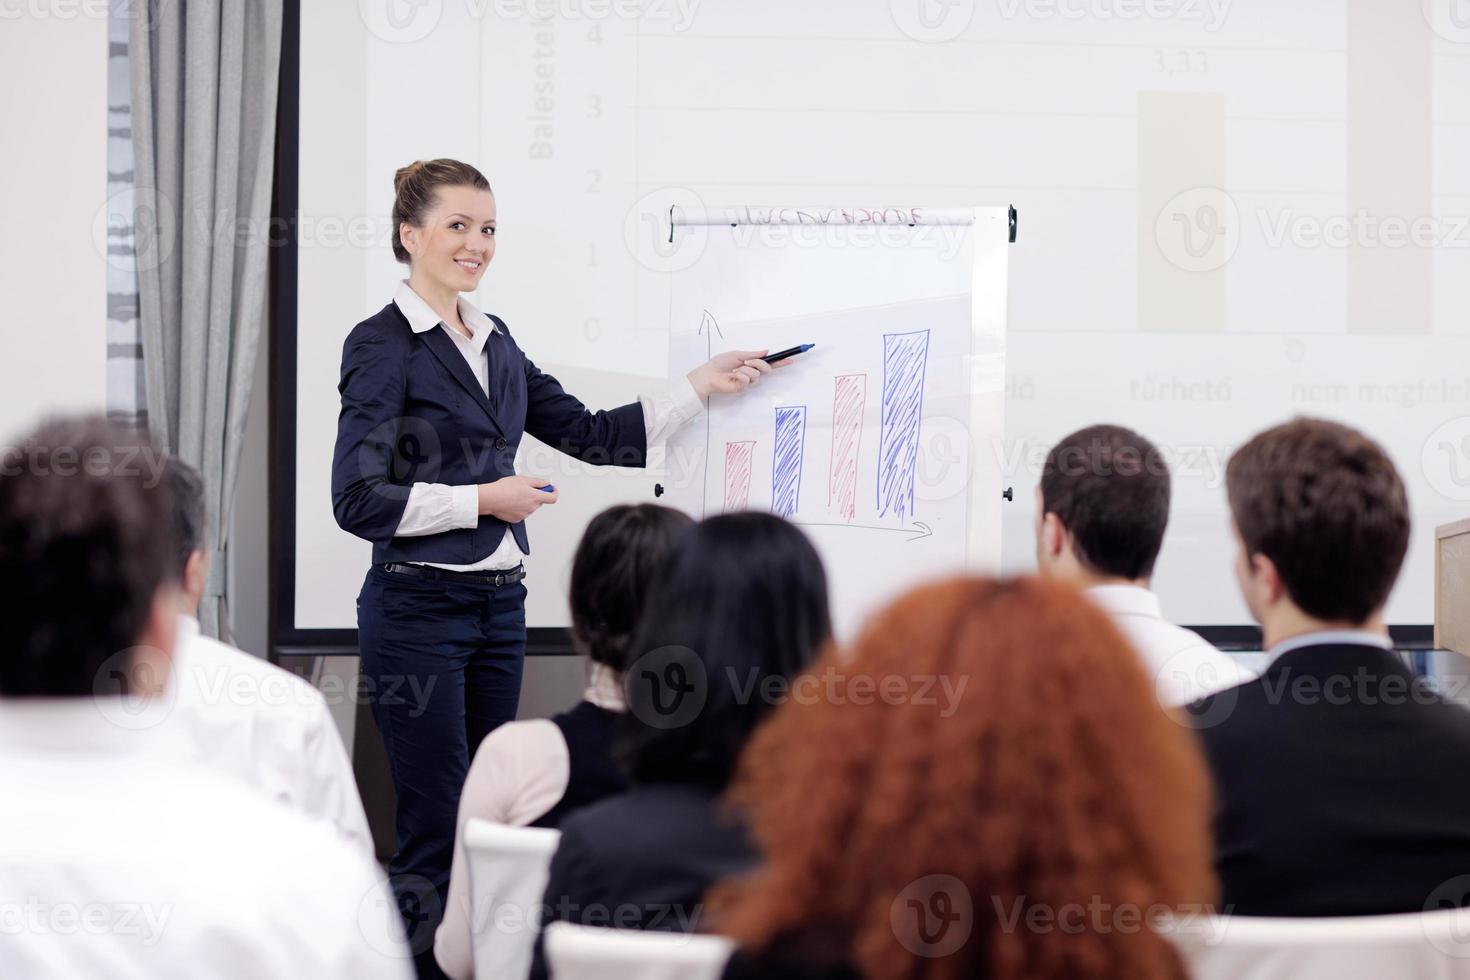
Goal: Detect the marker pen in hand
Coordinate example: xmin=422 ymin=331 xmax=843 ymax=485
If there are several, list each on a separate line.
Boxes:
xmin=761 ymin=343 xmax=815 ymax=365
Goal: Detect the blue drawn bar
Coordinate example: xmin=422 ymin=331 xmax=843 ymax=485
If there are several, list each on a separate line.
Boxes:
xmin=878 ymin=330 xmax=930 ymax=520
xmin=771 ymin=405 xmax=807 ymax=518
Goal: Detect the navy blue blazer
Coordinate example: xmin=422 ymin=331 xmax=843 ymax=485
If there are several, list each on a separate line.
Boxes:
xmin=331 ymin=301 xmax=647 ymax=565
xmin=1189 ymin=642 xmax=1470 ymax=916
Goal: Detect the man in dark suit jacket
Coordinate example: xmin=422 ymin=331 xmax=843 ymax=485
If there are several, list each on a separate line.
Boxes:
xmin=1189 ymin=417 xmax=1470 ymax=917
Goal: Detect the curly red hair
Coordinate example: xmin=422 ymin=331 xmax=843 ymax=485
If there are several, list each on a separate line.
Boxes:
xmin=710 ymin=576 xmax=1216 ymax=980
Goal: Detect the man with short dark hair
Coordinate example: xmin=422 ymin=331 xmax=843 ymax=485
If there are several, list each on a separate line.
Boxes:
xmin=0 ymin=416 xmax=176 ymax=699
xmin=1036 ymin=424 xmax=1251 ymax=705
xmin=0 ymin=416 xmax=409 ymax=977
xmin=161 ymin=455 xmax=372 ymax=853
xmin=1190 ymin=417 xmax=1470 ymax=917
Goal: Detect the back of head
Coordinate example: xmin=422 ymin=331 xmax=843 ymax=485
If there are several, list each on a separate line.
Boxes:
xmin=1040 ymin=424 xmax=1170 ymax=580
xmin=620 ymin=512 xmax=831 ymax=790
xmin=161 ymin=454 xmax=206 ymax=583
xmin=0 ymin=416 xmax=173 ymax=697
xmin=715 ymin=576 xmax=1214 ymax=980
xmin=568 ymin=503 xmax=694 ymax=673
xmin=1226 ymin=417 xmax=1409 ymax=623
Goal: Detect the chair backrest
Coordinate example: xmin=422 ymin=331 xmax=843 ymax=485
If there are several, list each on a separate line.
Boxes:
xmin=462 ymin=819 xmax=562 ymax=980
xmin=543 ymin=921 xmax=735 ymax=980
xmin=1168 ymin=908 xmax=1470 ymax=980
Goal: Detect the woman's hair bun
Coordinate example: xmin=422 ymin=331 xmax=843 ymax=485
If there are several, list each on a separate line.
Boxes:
xmin=393 ymin=160 xmax=427 ymax=195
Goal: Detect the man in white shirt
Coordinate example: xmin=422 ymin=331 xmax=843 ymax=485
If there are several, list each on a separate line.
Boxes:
xmin=0 ymin=416 xmax=409 ymax=978
xmin=1035 ymin=424 xmax=1253 ymax=706
xmin=161 ymin=456 xmax=373 ymax=854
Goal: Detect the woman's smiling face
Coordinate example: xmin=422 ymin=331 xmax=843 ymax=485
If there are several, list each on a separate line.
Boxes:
xmin=399 ymin=184 xmax=496 ymax=294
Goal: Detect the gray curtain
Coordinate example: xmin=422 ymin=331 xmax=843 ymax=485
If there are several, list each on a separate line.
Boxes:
xmin=129 ymin=0 xmax=283 ymax=638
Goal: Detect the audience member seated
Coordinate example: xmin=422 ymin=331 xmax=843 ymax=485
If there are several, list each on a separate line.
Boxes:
xmin=528 ymin=512 xmax=832 ymax=980
xmin=0 ymin=416 xmax=409 ymax=978
xmin=1189 ymin=417 xmax=1470 ymax=916
xmin=161 ymin=455 xmax=372 ymax=853
xmin=435 ymin=503 xmax=693 ymax=980
xmin=1036 ymin=423 xmax=1254 ymax=705
xmin=711 ymin=576 xmax=1217 ymax=980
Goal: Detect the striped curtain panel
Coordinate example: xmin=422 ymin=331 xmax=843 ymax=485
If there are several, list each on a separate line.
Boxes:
xmin=105 ymin=4 xmax=145 ymax=427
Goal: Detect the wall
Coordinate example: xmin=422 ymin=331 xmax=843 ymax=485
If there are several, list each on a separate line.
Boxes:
xmin=0 ymin=10 xmax=109 ymax=434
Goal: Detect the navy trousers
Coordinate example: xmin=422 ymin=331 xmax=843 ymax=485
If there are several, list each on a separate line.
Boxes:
xmin=357 ymin=564 xmax=528 ymax=974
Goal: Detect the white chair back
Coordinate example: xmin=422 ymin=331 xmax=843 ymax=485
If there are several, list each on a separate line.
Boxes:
xmin=543 ymin=921 xmax=735 ymax=980
xmin=1169 ymin=908 xmax=1470 ymax=980
xmin=462 ymin=819 xmax=561 ymax=980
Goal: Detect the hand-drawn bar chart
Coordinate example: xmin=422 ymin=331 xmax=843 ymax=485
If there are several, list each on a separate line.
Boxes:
xmin=724 ymin=440 xmax=755 ymax=511
xmin=771 ymin=406 xmax=807 ymax=518
xmin=673 ymin=296 xmax=971 ymax=550
xmin=710 ymin=327 xmax=940 ymax=525
xmin=877 ymin=329 xmax=931 ymax=521
xmin=662 ymin=238 xmax=1002 ymax=642
xmin=828 ymin=374 xmax=867 ymax=522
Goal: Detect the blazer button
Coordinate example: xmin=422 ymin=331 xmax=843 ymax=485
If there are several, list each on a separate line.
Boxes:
xmin=495 ymin=437 xmax=507 ymax=450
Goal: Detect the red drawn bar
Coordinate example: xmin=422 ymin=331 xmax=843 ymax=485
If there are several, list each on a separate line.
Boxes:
xmin=724 ymin=440 xmax=756 ymax=512
xmin=828 ymin=374 xmax=867 ymax=522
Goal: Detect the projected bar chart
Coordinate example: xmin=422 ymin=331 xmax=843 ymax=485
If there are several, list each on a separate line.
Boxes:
xmin=1347 ymin=0 xmax=1431 ymax=334
xmin=1137 ymin=91 xmax=1226 ymax=334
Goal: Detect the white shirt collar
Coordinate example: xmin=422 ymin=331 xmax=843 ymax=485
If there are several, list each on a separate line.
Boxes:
xmin=170 ymin=612 xmax=200 ymax=675
xmin=393 ymin=279 xmax=497 ymax=354
xmin=1085 ymin=583 xmax=1163 ymax=620
xmin=0 ymin=696 xmax=175 ymax=755
xmin=584 ymin=662 xmax=627 ymax=713
xmin=1267 ymin=629 xmax=1394 ymax=662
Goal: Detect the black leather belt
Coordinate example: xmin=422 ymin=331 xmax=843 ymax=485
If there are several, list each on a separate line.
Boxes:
xmin=381 ymin=562 xmax=526 ymax=587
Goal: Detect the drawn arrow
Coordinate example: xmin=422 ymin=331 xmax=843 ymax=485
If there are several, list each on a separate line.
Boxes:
xmin=697 ymin=309 xmax=723 ymax=338
xmin=794 ymin=520 xmax=933 ymax=542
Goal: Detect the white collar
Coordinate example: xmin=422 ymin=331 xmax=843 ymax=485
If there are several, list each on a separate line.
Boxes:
xmin=1085 ymin=583 xmax=1163 ymax=620
xmin=170 ymin=612 xmax=200 ymax=672
xmin=394 ymin=280 xmax=497 ymax=354
xmin=584 ymin=662 xmax=627 ymax=713
xmin=0 ymin=695 xmax=180 ymax=755
xmin=1267 ymin=629 xmax=1394 ymax=662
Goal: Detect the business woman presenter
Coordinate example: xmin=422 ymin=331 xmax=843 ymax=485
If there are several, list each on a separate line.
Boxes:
xmin=331 ymin=159 xmax=778 ymax=956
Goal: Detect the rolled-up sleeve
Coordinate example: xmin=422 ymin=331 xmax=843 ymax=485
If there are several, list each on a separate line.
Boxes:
xmin=394 ymin=482 xmax=480 ymax=537
xmin=638 ymin=378 xmax=705 ymax=448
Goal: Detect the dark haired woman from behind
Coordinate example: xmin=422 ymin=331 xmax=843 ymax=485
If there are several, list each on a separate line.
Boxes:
xmin=712 ymin=576 xmax=1217 ymax=980
xmin=331 ymin=159 xmax=792 ymax=972
xmin=434 ymin=503 xmax=693 ymax=980
xmin=528 ymin=512 xmax=832 ymax=980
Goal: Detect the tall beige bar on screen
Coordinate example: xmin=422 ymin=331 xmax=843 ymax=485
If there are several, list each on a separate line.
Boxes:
xmin=1346 ymin=0 xmax=1432 ymax=335
xmin=1435 ymin=519 xmax=1470 ymax=655
xmin=1137 ymin=92 xmax=1227 ymax=333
